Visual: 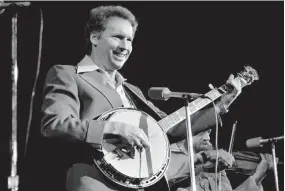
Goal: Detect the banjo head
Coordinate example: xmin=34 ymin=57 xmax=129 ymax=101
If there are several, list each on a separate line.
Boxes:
xmin=94 ymin=108 xmax=170 ymax=189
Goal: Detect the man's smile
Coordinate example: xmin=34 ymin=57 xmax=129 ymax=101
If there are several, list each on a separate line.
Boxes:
xmin=113 ymin=50 xmax=128 ymax=58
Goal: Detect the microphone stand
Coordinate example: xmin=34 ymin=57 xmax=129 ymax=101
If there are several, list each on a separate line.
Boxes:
xmin=182 ymin=94 xmax=197 ymax=191
xmin=4 ymin=3 xmax=31 ymax=191
xmin=8 ymin=8 xmax=19 ymax=191
xmin=270 ymin=140 xmax=279 ymax=191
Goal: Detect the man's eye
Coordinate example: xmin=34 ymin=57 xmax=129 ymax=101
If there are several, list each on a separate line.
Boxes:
xmin=113 ymin=35 xmax=122 ymax=39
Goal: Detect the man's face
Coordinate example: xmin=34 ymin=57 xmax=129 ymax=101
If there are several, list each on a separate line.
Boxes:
xmin=92 ymin=16 xmax=134 ymax=71
xmin=193 ymin=130 xmax=213 ymax=153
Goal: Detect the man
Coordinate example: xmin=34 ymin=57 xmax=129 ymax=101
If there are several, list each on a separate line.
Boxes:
xmin=40 ymin=5 xmax=243 ymax=191
xmin=166 ymin=130 xmax=274 ymax=191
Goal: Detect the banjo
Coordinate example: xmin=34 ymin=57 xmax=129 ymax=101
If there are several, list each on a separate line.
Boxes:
xmin=93 ymin=66 xmax=259 ymax=189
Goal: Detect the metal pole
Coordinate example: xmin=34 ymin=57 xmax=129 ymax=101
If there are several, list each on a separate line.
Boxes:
xmin=271 ymin=142 xmax=279 ymax=191
xmin=184 ymin=95 xmax=197 ymax=191
xmin=8 ymin=10 xmax=19 ymax=191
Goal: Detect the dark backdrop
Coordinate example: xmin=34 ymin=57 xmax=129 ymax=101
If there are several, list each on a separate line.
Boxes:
xmin=0 ymin=1 xmax=283 ymax=191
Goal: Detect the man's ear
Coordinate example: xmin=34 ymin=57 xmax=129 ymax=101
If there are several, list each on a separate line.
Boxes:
xmin=90 ymin=32 xmax=99 ymax=47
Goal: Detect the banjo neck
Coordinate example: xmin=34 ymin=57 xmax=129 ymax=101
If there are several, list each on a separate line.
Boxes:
xmin=157 ymin=65 xmax=260 ymax=133
xmin=157 ymin=84 xmax=229 ymax=133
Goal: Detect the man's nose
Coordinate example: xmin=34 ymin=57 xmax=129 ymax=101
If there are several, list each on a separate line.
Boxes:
xmin=119 ymin=39 xmax=130 ymax=49
xmin=202 ymin=132 xmax=210 ymax=141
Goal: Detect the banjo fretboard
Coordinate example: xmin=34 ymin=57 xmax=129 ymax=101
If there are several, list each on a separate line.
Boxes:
xmin=157 ymin=82 xmax=245 ymax=133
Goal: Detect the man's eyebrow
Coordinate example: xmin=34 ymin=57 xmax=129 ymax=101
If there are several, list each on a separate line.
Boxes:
xmin=112 ymin=33 xmax=133 ymax=39
xmin=199 ymin=129 xmax=212 ymax=135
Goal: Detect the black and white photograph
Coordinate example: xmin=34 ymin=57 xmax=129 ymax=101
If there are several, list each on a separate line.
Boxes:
xmin=0 ymin=1 xmax=283 ymax=191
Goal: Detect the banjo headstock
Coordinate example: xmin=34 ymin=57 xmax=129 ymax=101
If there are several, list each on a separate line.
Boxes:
xmin=237 ymin=66 xmax=259 ymax=87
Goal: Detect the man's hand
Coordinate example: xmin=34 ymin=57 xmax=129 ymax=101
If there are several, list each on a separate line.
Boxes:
xmin=104 ymin=121 xmax=150 ymax=149
xmin=218 ymin=74 xmax=244 ymax=113
xmin=203 ymin=149 xmax=235 ymax=168
xmin=252 ymin=153 xmax=275 ymax=184
xmin=227 ymin=74 xmax=243 ymax=95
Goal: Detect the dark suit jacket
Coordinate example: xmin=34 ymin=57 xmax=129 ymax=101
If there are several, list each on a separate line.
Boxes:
xmin=41 ymin=55 xmax=217 ymax=148
xmin=40 ymin=55 xmax=218 ymax=191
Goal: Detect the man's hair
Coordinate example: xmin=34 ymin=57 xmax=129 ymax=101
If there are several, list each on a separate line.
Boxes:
xmin=85 ymin=5 xmax=138 ymax=55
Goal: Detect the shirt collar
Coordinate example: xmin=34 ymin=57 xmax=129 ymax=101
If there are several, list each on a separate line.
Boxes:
xmin=76 ymin=55 xmax=127 ymax=84
xmin=170 ymin=140 xmax=189 ymax=155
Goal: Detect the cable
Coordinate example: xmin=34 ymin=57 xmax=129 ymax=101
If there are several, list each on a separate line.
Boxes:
xmin=212 ymin=100 xmax=220 ymax=191
xmin=203 ymin=94 xmax=220 ymax=191
xmin=24 ymin=7 xmax=43 ymax=156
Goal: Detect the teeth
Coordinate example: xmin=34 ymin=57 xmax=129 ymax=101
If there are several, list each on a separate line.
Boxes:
xmin=114 ymin=52 xmax=127 ymax=57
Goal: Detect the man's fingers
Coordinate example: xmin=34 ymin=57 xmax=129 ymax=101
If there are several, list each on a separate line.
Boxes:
xmin=218 ymin=150 xmax=235 ymax=167
xmin=132 ymin=138 xmax=142 ymax=147
xmin=264 ymin=153 xmax=275 ymax=169
xmin=139 ymin=129 xmax=149 ymax=142
xmin=259 ymin=153 xmax=266 ymax=160
xmin=261 ymin=153 xmax=272 ymax=164
xmin=227 ymin=74 xmax=234 ymax=82
xmin=226 ymin=74 xmax=235 ymax=85
xmin=227 ymin=74 xmax=242 ymax=93
xmin=259 ymin=153 xmax=275 ymax=171
xmin=140 ymin=138 xmax=150 ymax=148
xmin=135 ymin=129 xmax=150 ymax=147
xmin=131 ymin=134 xmax=150 ymax=149
xmin=229 ymin=155 xmax=235 ymax=166
xmin=223 ymin=157 xmax=234 ymax=167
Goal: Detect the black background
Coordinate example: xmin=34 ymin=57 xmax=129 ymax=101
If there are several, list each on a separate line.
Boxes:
xmin=0 ymin=1 xmax=283 ymax=191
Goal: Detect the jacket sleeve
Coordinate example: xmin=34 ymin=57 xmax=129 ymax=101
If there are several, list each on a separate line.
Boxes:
xmin=41 ymin=65 xmax=114 ymax=149
xmin=234 ymin=176 xmax=263 ymax=191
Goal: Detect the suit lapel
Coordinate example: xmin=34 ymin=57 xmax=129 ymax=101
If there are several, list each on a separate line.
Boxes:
xmin=77 ymin=55 xmax=123 ymax=109
xmin=79 ymin=71 xmax=123 ymax=109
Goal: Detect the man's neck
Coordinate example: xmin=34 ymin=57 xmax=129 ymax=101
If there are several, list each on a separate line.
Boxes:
xmin=105 ymin=70 xmax=117 ymax=84
xmin=89 ymin=53 xmax=117 ymax=83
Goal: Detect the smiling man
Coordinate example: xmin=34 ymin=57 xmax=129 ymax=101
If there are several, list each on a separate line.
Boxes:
xmin=89 ymin=16 xmax=133 ymax=74
xmin=40 ymin=5 xmax=243 ymax=191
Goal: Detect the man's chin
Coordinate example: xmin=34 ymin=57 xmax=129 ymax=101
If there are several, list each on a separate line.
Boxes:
xmin=112 ymin=61 xmax=126 ymax=70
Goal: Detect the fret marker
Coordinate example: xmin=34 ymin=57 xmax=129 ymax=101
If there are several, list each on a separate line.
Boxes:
xmin=208 ymin=83 xmax=215 ymax=90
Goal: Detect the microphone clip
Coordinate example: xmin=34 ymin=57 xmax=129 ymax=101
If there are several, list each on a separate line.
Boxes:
xmin=182 ymin=93 xmax=197 ymax=101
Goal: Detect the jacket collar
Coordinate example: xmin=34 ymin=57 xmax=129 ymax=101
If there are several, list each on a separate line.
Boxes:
xmin=76 ymin=55 xmax=124 ymax=109
xmin=76 ymin=55 xmax=127 ymax=85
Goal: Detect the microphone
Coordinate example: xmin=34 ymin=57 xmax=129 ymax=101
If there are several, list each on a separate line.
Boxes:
xmin=148 ymin=87 xmax=205 ymax=101
xmin=246 ymin=136 xmax=284 ymax=148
